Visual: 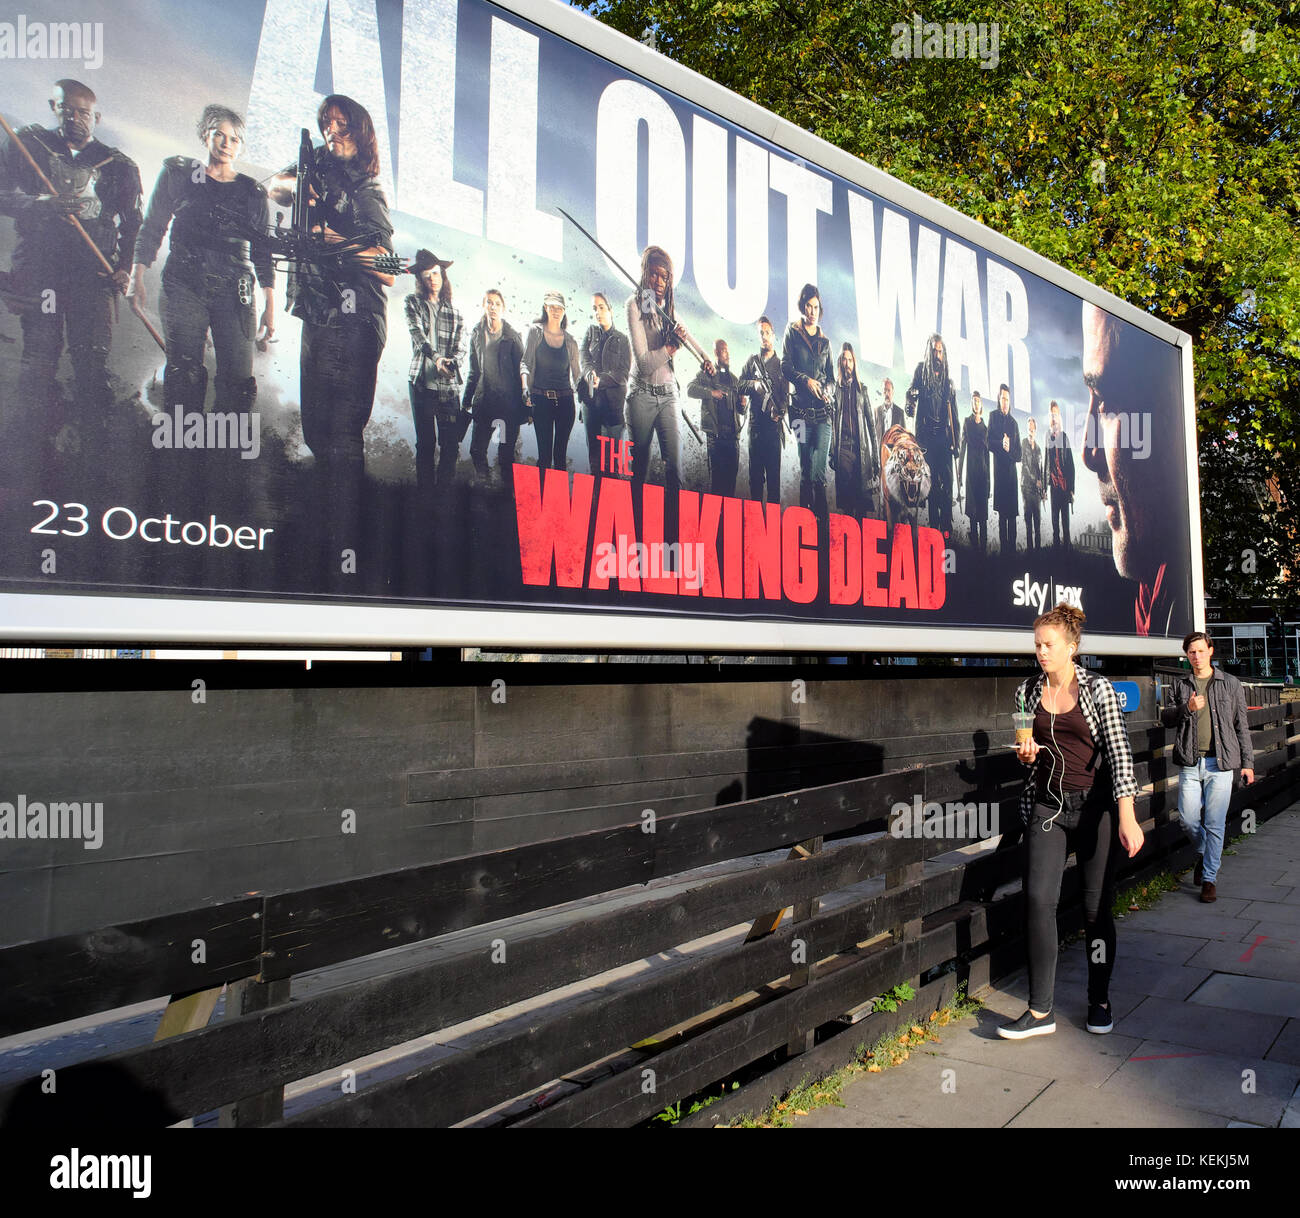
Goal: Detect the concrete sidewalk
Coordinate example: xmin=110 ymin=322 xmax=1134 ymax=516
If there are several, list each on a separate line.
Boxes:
xmin=796 ymin=802 xmax=1300 ymax=1129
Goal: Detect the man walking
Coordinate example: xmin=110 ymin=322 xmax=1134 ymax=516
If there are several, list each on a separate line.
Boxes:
xmin=1160 ymin=632 xmax=1255 ymax=902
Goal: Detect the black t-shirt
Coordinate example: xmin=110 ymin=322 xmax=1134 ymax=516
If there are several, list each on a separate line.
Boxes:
xmin=1034 ymin=700 xmax=1100 ymax=798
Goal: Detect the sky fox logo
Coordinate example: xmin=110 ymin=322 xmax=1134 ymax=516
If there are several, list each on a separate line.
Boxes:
xmin=1011 ymin=574 xmax=1083 ymax=615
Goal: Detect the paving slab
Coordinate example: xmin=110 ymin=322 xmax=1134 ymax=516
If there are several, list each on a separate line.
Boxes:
xmin=1263 ymin=1018 xmax=1300 ymax=1067
xmin=1234 ymin=899 xmax=1300 ymax=927
xmin=1100 ymin=1037 xmax=1300 ymax=1126
xmin=1110 ymin=994 xmax=1284 ymax=1058
xmin=1120 ymin=901 xmax=1254 ymax=937
xmin=1183 ymin=934 xmax=1300 ymax=983
xmin=1188 ymin=973 xmax=1300 ymax=1020
xmin=923 ymin=1016 xmax=1140 ymax=1088
xmin=1111 ymin=927 xmax=1213 ymax=966
xmin=1196 ymin=879 xmax=1296 ymax=903
xmin=1053 ymin=953 xmax=1212 ymax=1002
xmin=797 ymin=1053 xmax=1050 ymax=1128
xmin=1007 ymin=1077 xmax=1228 ymax=1128
xmin=1223 ymin=920 xmax=1300 ymax=943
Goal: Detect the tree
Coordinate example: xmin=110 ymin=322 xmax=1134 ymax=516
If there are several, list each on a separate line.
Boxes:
xmin=576 ymin=0 xmax=1300 ymax=593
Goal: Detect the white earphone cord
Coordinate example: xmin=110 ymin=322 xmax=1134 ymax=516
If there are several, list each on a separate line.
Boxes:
xmin=1039 ymin=648 xmax=1074 ymax=832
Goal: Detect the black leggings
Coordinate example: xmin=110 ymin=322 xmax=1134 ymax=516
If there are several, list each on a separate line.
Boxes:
xmin=1025 ymin=789 xmax=1120 ymax=1012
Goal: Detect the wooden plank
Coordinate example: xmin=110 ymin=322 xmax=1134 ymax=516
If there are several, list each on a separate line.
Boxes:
xmin=784 ymin=836 xmax=824 ymax=1055
xmin=218 ymin=978 xmax=291 ymax=1127
xmin=152 ymin=986 xmax=223 ymax=1040
xmin=280 ymin=876 xmax=945 ymax=1128
xmin=0 ymin=833 xmax=901 ymax=1121
xmin=0 ymin=898 xmax=264 ymax=1037
xmin=265 ymin=767 xmax=941 ymax=979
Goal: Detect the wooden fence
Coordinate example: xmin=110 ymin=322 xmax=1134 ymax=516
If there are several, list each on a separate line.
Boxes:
xmin=1 ymin=702 xmax=1296 ymax=1128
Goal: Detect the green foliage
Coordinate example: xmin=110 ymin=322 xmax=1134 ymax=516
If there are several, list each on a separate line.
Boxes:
xmin=575 ymin=0 xmax=1300 ymax=593
xmin=651 ymin=1079 xmax=739 ymax=1125
xmin=872 ymin=981 xmax=916 ymax=1012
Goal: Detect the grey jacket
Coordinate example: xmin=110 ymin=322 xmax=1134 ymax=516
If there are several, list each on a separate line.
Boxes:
xmin=1160 ymin=668 xmax=1254 ymax=771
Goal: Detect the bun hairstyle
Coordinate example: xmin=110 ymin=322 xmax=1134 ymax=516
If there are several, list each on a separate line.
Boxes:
xmin=1034 ymin=602 xmax=1086 ymax=651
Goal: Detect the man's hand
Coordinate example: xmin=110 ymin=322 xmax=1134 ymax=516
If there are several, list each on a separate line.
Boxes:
xmin=1002 ymin=434 xmax=1010 ymax=453
xmin=710 ymin=388 xmax=724 ymax=399
xmin=1241 ymin=768 xmax=1255 ymax=785
xmin=701 ymin=358 xmax=715 ymax=376
xmin=36 ymin=192 xmax=83 ymax=219
xmin=435 ymin=356 xmax=453 ymax=377
xmin=102 ymin=267 xmax=130 ymax=294
xmin=1189 ymin=692 xmax=1206 ymax=713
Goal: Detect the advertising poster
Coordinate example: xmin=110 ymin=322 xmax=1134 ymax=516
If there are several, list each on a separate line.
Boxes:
xmin=0 ymin=0 xmax=1200 ymax=649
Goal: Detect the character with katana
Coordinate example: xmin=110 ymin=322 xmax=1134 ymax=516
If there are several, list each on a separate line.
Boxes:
xmin=0 ymin=79 xmax=142 ymax=427
xmin=624 ymin=244 xmax=711 ymax=499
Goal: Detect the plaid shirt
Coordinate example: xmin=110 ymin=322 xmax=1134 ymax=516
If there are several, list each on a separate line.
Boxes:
xmin=405 ymin=293 xmax=464 ymax=399
xmin=1015 ymin=663 xmax=1138 ymax=825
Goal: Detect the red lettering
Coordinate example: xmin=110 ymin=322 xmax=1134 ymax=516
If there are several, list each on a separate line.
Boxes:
xmin=828 ymin=513 xmax=861 ymax=604
xmin=887 ymin=522 xmax=919 ymax=608
xmin=917 ymin=526 xmax=946 ymax=609
xmin=743 ymin=500 xmax=782 ymax=600
xmin=514 ymin=467 xmax=594 ymax=587
xmin=782 ymin=506 xmax=818 ymax=603
xmin=861 ymin=517 xmax=888 ymax=607
xmin=587 ymin=476 xmax=638 ymax=590
xmin=678 ymin=491 xmax=722 ymax=597
xmin=640 ymin=484 xmax=678 ymax=594
xmin=722 ymin=496 xmax=743 ymax=599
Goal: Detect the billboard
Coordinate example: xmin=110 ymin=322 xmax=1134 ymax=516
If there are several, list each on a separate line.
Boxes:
xmin=0 ymin=0 xmax=1202 ymax=651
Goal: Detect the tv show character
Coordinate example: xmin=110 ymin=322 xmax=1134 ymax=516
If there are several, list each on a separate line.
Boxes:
xmin=464 ymin=288 xmax=526 ymax=484
xmin=130 ymin=105 xmax=273 ymax=417
xmin=579 ymin=291 xmax=631 ymax=475
xmin=0 ymin=79 xmax=142 ymax=422
xmin=521 ymin=290 xmax=582 ymax=472
xmin=782 ymin=283 xmax=834 ymax=518
xmin=404 ymin=250 xmax=464 ymax=493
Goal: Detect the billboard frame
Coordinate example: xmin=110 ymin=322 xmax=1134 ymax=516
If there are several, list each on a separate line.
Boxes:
xmin=0 ymin=0 xmax=1203 ymax=653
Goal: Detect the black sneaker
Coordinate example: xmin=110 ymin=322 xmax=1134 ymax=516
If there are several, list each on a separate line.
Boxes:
xmin=1193 ymin=855 xmax=1204 ymax=886
xmin=997 ymin=1009 xmax=1056 ymax=1039
xmin=1086 ymin=1002 xmax=1113 ymax=1034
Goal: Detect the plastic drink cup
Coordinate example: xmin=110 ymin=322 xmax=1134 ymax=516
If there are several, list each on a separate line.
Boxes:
xmin=1013 ymin=710 xmax=1034 ymax=745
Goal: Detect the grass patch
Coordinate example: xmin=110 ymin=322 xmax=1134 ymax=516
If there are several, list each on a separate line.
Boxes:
xmin=726 ymin=985 xmax=983 ymax=1129
xmin=1112 ymin=871 xmax=1179 ymax=917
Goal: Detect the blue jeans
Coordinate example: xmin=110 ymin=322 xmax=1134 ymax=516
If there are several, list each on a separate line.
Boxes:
xmin=1177 ymin=757 xmax=1233 ymax=883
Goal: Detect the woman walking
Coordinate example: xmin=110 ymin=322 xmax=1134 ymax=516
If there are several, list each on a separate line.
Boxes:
xmin=999 ymin=603 xmax=1144 ymax=1039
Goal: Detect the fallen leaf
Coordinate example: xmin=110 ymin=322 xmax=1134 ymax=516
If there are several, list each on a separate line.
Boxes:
xmin=794 ymin=1108 xmax=808 ymax=1116
xmin=911 ymin=1025 xmax=924 ymax=1035
xmin=867 ymin=1064 xmax=882 ymax=1072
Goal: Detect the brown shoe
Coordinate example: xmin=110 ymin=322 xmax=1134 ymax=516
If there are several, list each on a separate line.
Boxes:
xmin=1200 ymin=882 xmax=1217 ymax=903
